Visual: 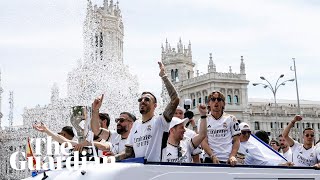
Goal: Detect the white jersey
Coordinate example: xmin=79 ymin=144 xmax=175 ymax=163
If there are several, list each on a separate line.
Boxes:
xmin=110 ymin=135 xmax=127 ymax=154
xmin=162 ymin=137 xmax=195 ymax=163
xmin=282 ymin=148 xmax=293 ymax=162
xmin=237 ymin=141 xmax=268 ymax=165
xmin=106 ymin=130 xmax=118 ymax=143
xmin=291 ymin=140 xmax=320 ymax=167
xmin=203 ymin=113 xmax=240 ymax=162
xmin=126 ymin=115 xmax=169 ymax=162
xmin=184 ymin=128 xmax=202 ymax=156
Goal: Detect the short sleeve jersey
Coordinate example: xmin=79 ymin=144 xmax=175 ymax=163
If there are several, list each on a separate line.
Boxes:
xmin=184 ymin=128 xmax=202 ymax=156
xmin=282 ymin=148 xmax=293 ymax=162
xmin=110 ymin=134 xmax=127 ymax=154
xmin=161 ymin=137 xmax=195 ymax=163
xmin=291 ymin=140 xmax=320 ymax=167
xmin=126 ymin=115 xmax=169 ymax=162
xmin=106 ymin=130 xmax=118 ymax=143
xmin=204 ymin=113 xmax=240 ymax=162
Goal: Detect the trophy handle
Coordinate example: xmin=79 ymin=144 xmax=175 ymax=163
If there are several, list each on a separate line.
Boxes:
xmin=70 ymin=106 xmax=87 ymax=142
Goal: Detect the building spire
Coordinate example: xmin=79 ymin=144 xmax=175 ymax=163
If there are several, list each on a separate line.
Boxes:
xmin=240 ymin=55 xmax=245 ymax=74
xmin=177 ymin=37 xmax=183 ymax=53
xmin=188 ymin=40 xmax=192 ymax=56
xmin=8 ymin=91 xmax=13 ymax=127
xmin=103 ymin=0 xmax=108 ymax=8
xmin=208 ymin=53 xmax=216 ymax=73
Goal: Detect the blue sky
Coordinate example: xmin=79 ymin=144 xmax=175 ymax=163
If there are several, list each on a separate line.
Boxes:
xmin=1 ymin=0 xmax=320 ymax=127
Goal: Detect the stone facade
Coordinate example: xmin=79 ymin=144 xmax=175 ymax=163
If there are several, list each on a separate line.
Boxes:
xmin=246 ymin=98 xmax=320 ymax=141
xmin=161 ymin=39 xmax=250 ymax=121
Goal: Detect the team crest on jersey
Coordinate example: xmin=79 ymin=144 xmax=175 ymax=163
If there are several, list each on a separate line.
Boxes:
xmin=310 ymin=153 xmax=314 ymax=157
xmin=147 ymin=125 xmax=152 ymax=131
xmin=167 ymin=153 xmax=172 ymax=156
xmin=223 ymin=122 xmax=228 ymax=129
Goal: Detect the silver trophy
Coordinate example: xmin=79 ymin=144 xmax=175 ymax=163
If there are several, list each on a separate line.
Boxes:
xmin=70 ymin=106 xmax=92 ymax=142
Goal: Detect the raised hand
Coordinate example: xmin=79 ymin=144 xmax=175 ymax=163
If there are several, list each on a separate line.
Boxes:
xmin=198 ymin=104 xmax=207 ymax=116
xmin=33 ymin=122 xmax=48 ymax=132
xmin=92 ymin=94 xmax=104 ymax=112
xmin=158 ymin=61 xmax=165 ymax=77
xmin=292 ymin=115 xmax=302 ymax=123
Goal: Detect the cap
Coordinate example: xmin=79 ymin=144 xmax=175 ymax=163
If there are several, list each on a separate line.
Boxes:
xmin=169 ymin=117 xmax=189 ymax=130
xmin=239 ymin=122 xmax=251 ymax=131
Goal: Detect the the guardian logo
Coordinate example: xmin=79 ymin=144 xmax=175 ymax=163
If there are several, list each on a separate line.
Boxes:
xmin=10 ymin=136 xmax=115 ymax=171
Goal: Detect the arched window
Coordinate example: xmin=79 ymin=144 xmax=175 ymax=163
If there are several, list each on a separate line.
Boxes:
xmin=193 ymin=99 xmax=196 ymax=107
xmin=234 ymin=95 xmax=239 ymax=104
xmin=171 ymin=69 xmax=175 ymax=82
xmin=187 ymin=71 xmax=190 ymax=79
xmin=205 ymin=96 xmax=208 ymax=104
xmin=254 ymin=121 xmax=260 ymax=130
xmin=227 ymin=95 xmax=232 ymax=104
xmin=175 ymin=69 xmax=179 ymax=81
xmin=198 ymin=97 xmax=201 ymax=104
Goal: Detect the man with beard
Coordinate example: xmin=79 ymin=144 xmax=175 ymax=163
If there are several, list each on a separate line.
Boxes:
xmin=161 ymin=105 xmax=207 ymax=163
xmin=113 ymin=61 xmax=179 ymax=162
xmin=110 ymin=112 xmax=136 ymax=154
xmin=278 ymin=134 xmax=292 ymax=162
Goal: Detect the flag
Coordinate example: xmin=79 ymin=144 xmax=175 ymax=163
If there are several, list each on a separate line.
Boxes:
xmin=26 ymin=137 xmax=37 ymax=168
xmin=249 ymin=134 xmax=287 ymax=165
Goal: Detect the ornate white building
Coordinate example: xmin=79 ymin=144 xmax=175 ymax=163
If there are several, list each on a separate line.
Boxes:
xmin=0 ymin=1 xmax=139 ymax=179
xmin=161 ymin=39 xmax=320 ymax=142
xmin=161 ymin=39 xmax=249 ymax=121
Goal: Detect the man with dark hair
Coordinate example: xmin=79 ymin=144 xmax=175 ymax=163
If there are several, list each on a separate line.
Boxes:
xmin=201 ymin=90 xmax=240 ymax=166
xmin=278 ymin=134 xmax=292 ymax=162
xmin=110 ymin=112 xmax=136 ymax=154
xmin=270 ymin=139 xmax=281 ymax=152
xmin=283 ymin=115 xmax=320 ymax=167
xmin=92 ymin=62 xmax=179 ymax=162
xmin=58 ymin=126 xmax=75 ymax=140
xmin=99 ymin=113 xmax=110 ymax=129
xmin=255 ymin=130 xmax=270 ymax=145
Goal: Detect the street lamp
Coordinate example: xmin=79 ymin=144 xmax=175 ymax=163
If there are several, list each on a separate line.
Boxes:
xmin=253 ymin=75 xmax=295 ymax=137
xmin=290 ymin=58 xmax=302 ymax=141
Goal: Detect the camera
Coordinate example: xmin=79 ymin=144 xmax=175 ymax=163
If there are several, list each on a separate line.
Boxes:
xmin=183 ymin=99 xmax=194 ymax=120
xmin=184 ymin=99 xmax=192 ymax=110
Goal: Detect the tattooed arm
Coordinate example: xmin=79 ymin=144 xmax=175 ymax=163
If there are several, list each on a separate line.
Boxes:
xmin=158 ymin=62 xmax=180 ymax=122
xmin=115 ymin=146 xmax=135 ymax=161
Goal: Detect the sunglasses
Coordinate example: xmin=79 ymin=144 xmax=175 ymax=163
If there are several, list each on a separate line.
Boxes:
xmin=241 ymin=131 xmax=251 ymax=135
xmin=210 ymin=97 xmax=223 ymax=102
xmin=138 ymin=97 xmax=151 ymax=102
xmin=305 ymin=134 xmax=314 ymax=138
xmin=115 ymin=118 xmax=131 ymax=123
